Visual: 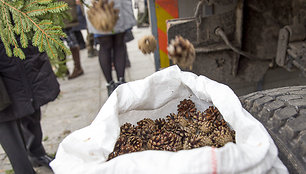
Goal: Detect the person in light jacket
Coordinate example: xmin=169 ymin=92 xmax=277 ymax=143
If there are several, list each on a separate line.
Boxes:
xmin=84 ymin=0 xmax=137 ymax=96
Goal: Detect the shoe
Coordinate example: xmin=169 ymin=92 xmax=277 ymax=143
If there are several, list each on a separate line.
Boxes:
xmin=29 ymin=154 xmax=54 ymax=169
xmin=68 ymin=47 xmax=84 ymax=79
xmin=68 ymin=69 xmax=84 ymax=79
xmin=107 ymin=81 xmax=116 ymax=96
xmin=115 ymin=77 xmax=126 ymax=88
xmin=68 ymin=68 xmax=84 ymax=79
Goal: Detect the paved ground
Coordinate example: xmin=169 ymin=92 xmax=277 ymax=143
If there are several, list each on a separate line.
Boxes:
xmin=0 ymin=27 xmax=155 ymax=174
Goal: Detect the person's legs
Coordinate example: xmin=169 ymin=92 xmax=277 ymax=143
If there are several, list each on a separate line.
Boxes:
xmin=21 ymin=109 xmax=45 ymax=157
xmin=21 ymin=109 xmax=53 ymax=168
xmin=97 ymin=35 xmax=117 ymax=96
xmin=113 ymin=32 xmax=126 ymax=82
xmin=65 ymin=28 xmax=84 ymax=79
xmin=97 ymin=35 xmax=114 ymax=83
xmin=68 ymin=46 xmax=84 ymax=79
xmin=0 ymin=120 xmax=35 ymax=174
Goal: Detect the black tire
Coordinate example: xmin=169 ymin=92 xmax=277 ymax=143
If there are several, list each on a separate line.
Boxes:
xmin=239 ymin=86 xmax=306 ymax=174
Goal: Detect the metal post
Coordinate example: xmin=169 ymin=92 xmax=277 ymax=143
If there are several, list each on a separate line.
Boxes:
xmin=148 ymin=0 xmax=160 ymax=71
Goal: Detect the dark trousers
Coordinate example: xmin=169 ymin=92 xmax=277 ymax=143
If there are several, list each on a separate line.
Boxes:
xmin=0 ymin=120 xmax=35 ymax=174
xmin=0 ymin=109 xmax=44 ymax=174
xmin=97 ymin=33 xmax=126 ymax=83
xmin=21 ymin=109 xmax=46 ymax=157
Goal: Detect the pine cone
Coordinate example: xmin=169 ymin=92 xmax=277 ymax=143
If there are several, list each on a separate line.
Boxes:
xmin=162 ymin=120 xmax=177 ymax=132
xmin=177 ymin=99 xmax=197 ymax=119
xmin=167 ymin=36 xmax=196 ymax=70
xmin=120 ymin=144 xmax=138 ymax=154
xmin=136 ymin=118 xmax=156 ymax=142
xmin=183 ymin=134 xmax=213 ymax=150
xmin=182 ymin=123 xmax=198 ymax=135
xmin=120 ymin=123 xmax=136 ymax=137
xmin=138 ymin=35 xmax=157 ymax=54
xmin=113 ymin=135 xmax=127 ymax=152
xmin=231 ymin=129 xmax=236 ymax=143
xmin=172 ymin=125 xmax=190 ymax=140
xmin=126 ymin=136 xmax=143 ymax=151
xmin=176 ymin=115 xmax=190 ymax=127
xmin=155 ymin=118 xmax=166 ymax=130
xmin=192 ymin=111 xmax=206 ymax=121
xmin=107 ymin=135 xmax=127 ymax=161
xmin=213 ymin=126 xmax=234 ymax=147
xmin=204 ymin=106 xmax=230 ymax=130
xmin=87 ymin=0 xmax=119 ymax=32
xmin=166 ymin=113 xmax=178 ymax=122
xmin=204 ymin=106 xmax=221 ymax=122
xmin=137 ymin=118 xmax=155 ymax=128
xmin=147 ymin=131 xmax=182 ymax=151
xmin=164 ymin=113 xmax=179 ymax=131
xmin=198 ymin=120 xmax=214 ymax=134
xmin=107 ymin=151 xmax=120 ymax=161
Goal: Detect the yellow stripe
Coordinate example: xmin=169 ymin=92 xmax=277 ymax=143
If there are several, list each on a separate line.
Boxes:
xmin=155 ymin=3 xmax=174 ymax=33
xmin=160 ymin=50 xmax=170 ymax=68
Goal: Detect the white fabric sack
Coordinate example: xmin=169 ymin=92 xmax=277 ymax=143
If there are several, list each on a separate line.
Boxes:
xmin=50 ymin=66 xmax=288 ymax=174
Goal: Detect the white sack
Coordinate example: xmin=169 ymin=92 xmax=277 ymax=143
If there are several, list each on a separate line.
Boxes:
xmin=50 ymin=65 xmax=288 ymax=174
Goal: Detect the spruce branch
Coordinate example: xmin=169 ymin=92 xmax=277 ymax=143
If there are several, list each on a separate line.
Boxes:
xmin=0 ymin=0 xmax=70 ymax=60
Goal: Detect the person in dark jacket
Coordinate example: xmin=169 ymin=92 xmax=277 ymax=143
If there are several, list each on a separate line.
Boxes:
xmin=0 ymin=42 xmax=60 ymax=174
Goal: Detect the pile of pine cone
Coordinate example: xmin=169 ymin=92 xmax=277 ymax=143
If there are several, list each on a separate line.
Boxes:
xmin=107 ymin=99 xmax=235 ymax=161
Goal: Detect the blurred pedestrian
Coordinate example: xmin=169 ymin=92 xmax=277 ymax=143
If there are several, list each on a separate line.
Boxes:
xmin=73 ymin=4 xmax=87 ymax=50
xmin=0 ymin=42 xmax=60 ymax=174
xmin=84 ymin=0 xmax=136 ymax=96
xmin=134 ymin=0 xmax=149 ymax=27
xmin=62 ymin=0 xmax=84 ymax=79
xmin=76 ymin=0 xmax=98 ymax=58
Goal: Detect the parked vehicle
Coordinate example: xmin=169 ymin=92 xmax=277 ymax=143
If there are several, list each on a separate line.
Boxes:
xmin=148 ymin=0 xmax=306 ymax=173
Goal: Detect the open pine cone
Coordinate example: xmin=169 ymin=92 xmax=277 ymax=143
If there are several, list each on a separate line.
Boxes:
xmin=177 ymin=99 xmax=197 ymax=119
xmin=113 ymin=135 xmax=127 ymax=152
xmin=183 ymin=134 xmax=213 ymax=150
xmin=167 ymin=35 xmax=196 ymax=70
xmin=197 ymin=120 xmax=215 ymax=134
xmin=155 ymin=118 xmax=166 ymax=129
xmin=120 ymin=123 xmax=137 ymax=137
xmin=147 ymin=131 xmax=182 ymax=151
xmin=138 ymin=35 xmax=157 ymax=54
xmin=212 ymin=126 xmax=235 ymax=147
xmin=87 ymin=0 xmax=119 ymax=32
xmin=136 ymin=118 xmax=156 ymax=142
xmin=126 ymin=136 xmax=143 ymax=151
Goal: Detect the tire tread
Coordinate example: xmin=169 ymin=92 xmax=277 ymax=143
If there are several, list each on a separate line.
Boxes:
xmin=239 ymin=86 xmax=306 ymax=174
